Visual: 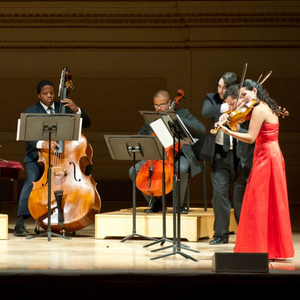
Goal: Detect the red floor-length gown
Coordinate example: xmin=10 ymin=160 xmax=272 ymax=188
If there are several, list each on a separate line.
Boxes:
xmin=234 ymin=123 xmax=294 ymax=259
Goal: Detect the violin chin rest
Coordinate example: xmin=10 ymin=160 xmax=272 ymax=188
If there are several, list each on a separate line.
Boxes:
xmin=85 ymin=164 xmax=93 ymax=176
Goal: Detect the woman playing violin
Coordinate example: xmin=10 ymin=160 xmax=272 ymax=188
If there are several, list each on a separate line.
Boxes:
xmin=219 ymin=79 xmax=294 ymax=259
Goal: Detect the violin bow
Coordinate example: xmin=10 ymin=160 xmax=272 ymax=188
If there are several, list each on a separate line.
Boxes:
xmin=257 ymin=74 xmax=263 ymax=83
xmin=258 ymin=71 xmax=272 ymax=85
xmin=235 ymin=63 xmax=248 ymax=110
xmin=239 ymin=63 xmax=248 ymax=90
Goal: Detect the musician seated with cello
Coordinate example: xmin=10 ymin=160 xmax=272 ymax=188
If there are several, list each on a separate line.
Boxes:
xmin=14 ymin=80 xmax=91 ymax=236
xmin=129 ymin=90 xmax=206 ymax=214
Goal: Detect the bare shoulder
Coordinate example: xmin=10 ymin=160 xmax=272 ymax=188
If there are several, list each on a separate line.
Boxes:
xmin=253 ymin=101 xmax=278 ymax=123
xmin=252 ymin=102 xmax=267 ymax=116
xmin=255 ymin=101 xmax=274 ymax=114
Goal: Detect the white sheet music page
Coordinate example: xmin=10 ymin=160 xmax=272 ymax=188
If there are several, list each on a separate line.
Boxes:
xmin=175 ymin=114 xmax=199 ymax=144
xmin=150 ymin=118 xmax=173 ymax=148
xmin=16 ymin=119 xmax=21 ymax=141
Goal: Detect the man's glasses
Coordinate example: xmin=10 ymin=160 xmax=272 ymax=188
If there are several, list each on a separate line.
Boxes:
xmin=153 ymin=101 xmax=169 ymax=108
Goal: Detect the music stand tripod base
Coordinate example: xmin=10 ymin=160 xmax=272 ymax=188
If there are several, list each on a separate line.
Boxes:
xmin=139 ymin=110 xmax=199 ymax=261
xmin=104 ymin=135 xmax=164 ymax=243
xmin=27 ymin=229 xmax=71 ymax=241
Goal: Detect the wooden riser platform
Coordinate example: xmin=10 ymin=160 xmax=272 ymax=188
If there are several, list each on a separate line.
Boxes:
xmin=0 ymin=214 xmax=8 ymax=240
xmin=95 ymin=207 xmax=237 ymax=242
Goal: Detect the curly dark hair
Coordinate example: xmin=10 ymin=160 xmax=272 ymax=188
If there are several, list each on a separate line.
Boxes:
xmin=223 ymin=84 xmax=239 ymax=101
xmin=242 ymin=79 xmax=278 ymax=112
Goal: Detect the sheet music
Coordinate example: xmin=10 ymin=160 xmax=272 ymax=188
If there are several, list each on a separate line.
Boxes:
xmin=150 ymin=118 xmax=173 ymax=148
xmin=16 ymin=119 xmax=21 ymax=141
xmin=175 ymin=115 xmax=199 ymax=144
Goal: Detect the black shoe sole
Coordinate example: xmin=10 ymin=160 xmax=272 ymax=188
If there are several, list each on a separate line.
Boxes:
xmin=14 ymin=232 xmax=28 ymax=237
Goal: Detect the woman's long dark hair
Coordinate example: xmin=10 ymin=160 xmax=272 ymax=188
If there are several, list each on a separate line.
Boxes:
xmin=242 ymin=79 xmax=278 ymax=112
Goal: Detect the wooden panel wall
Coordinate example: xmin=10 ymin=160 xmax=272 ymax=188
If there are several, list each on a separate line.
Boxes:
xmin=0 ymin=1 xmax=299 ymax=206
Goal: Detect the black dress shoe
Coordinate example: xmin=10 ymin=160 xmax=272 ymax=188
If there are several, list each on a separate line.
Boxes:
xmin=209 ymin=236 xmax=228 ymax=245
xmin=14 ymin=223 xmax=28 ymax=237
xmin=144 ymin=200 xmax=162 ymax=213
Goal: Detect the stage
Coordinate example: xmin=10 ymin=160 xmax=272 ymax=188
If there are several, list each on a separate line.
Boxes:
xmin=0 ymin=205 xmax=300 ymax=297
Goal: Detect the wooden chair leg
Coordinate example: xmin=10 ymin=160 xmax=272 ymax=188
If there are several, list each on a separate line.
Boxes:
xmin=203 ymin=161 xmax=207 ymax=211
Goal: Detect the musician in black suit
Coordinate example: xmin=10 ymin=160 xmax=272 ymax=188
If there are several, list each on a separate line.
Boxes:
xmin=200 ymin=72 xmax=240 ymax=245
xmin=220 ymin=84 xmax=255 ymax=225
xmin=14 ymin=80 xmax=91 ymax=236
xmin=129 ymin=90 xmax=206 ymax=214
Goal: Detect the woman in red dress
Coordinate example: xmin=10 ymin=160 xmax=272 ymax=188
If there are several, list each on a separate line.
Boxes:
xmin=219 ymin=79 xmax=294 ymax=260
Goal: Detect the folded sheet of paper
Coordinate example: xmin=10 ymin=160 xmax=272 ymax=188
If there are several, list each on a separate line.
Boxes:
xmin=150 ymin=118 xmax=173 ymax=148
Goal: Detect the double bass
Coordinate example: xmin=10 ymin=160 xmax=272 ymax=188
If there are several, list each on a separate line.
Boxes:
xmin=28 ymin=67 xmax=101 ymax=233
xmin=135 ymin=89 xmax=185 ymax=201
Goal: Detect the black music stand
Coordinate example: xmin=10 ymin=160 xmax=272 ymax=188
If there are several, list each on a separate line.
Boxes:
xmin=104 ymin=135 xmax=164 ymax=242
xmin=138 ymin=111 xmax=176 ymax=249
xmin=139 ymin=110 xmax=200 ymax=261
xmin=17 ymin=113 xmax=81 ymax=241
xmin=142 ymin=143 xmax=174 ymax=248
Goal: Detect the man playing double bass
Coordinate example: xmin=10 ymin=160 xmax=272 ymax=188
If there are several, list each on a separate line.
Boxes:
xmin=14 ymin=80 xmax=91 ymax=237
xmin=129 ymin=90 xmax=206 ymax=214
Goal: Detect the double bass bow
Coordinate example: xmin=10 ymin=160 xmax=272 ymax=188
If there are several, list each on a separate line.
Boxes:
xmin=135 ymin=89 xmax=185 ymax=202
xmin=28 ymin=67 xmax=101 ymax=234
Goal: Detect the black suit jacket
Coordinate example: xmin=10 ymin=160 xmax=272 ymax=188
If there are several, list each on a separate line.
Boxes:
xmin=23 ymin=101 xmax=91 ymax=164
xmin=200 ymin=92 xmax=223 ymax=163
xmin=200 ymin=92 xmax=254 ymax=167
xmin=138 ymin=108 xmax=206 ymax=177
xmin=236 ymin=121 xmax=255 ymax=174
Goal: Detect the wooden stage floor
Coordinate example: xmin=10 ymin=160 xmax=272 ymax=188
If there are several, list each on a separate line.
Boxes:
xmin=1 ymin=206 xmax=300 ymax=297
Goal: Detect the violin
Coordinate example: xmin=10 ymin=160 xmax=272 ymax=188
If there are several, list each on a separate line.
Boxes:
xmin=210 ymin=98 xmax=259 ymax=135
xmin=135 ymin=89 xmax=185 ymax=201
xmin=28 ymin=67 xmax=101 ymax=234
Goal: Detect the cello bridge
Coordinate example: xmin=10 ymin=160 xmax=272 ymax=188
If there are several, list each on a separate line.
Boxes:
xmin=52 ymin=167 xmax=68 ymax=176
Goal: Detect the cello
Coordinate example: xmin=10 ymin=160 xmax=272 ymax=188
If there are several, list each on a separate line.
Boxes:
xmin=28 ymin=67 xmax=101 ymax=233
xmin=135 ymin=89 xmax=185 ymax=201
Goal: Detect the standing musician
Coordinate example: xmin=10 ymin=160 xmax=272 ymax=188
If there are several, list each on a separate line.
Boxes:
xmin=218 ymin=79 xmax=294 ymax=259
xmin=217 ymin=84 xmax=254 ymax=226
xmin=14 ymin=80 xmax=91 ymax=237
xmin=129 ymin=90 xmax=206 ymax=214
xmin=200 ymin=72 xmax=241 ymax=245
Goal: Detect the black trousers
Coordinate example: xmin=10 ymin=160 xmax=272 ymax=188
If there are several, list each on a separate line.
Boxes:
xmin=17 ymin=160 xmax=43 ymax=218
xmin=210 ymin=146 xmax=235 ymax=237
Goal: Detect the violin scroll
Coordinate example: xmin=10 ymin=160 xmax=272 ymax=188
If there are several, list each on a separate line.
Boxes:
xmin=276 ymin=106 xmax=289 ymax=118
